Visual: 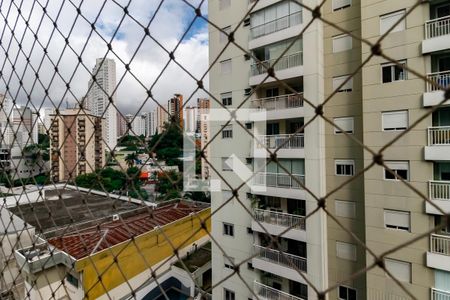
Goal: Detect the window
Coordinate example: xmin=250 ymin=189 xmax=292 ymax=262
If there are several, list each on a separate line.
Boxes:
xmin=247 ymin=262 xmax=254 ymax=269
xmin=380 ymin=10 xmax=406 ymax=35
xmin=224 ymin=289 xmax=235 ymax=300
xmin=245 ymin=157 xmax=253 ymax=165
xmin=333 ymin=75 xmax=353 ymax=92
xmin=222 ymin=125 xmax=233 ymax=139
xmin=382 ymin=110 xmax=408 ymax=131
xmin=333 ymin=0 xmax=351 ymax=11
xmin=222 ymin=157 xmax=233 ymax=171
xmin=334 ymin=117 xmax=354 ymax=134
xmin=384 ymin=161 xmax=409 ymax=181
xmin=219 ymin=0 xmax=231 ymax=10
xmin=335 ymin=200 xmax=356 ymax=219
xmin=339 ymin=285 xmax=357 ymax=300
xmin=220 ymin=59 xmax=232 ymax=75
xmin=382 ymin=60 xmax=407 ymax=83
xmin=336 ymin=241 xmax=357 ymax=261
xmin=244 ymin=88 xmax=252 ymax=96
xmin=245 ymin=122 xmax=253 ymax=129
xmin=224 ymin=256 xmax=234 ymax=269
xmin=385 ymin=258 xmax=411 ymax=283
xmin=335 ymin=160 xmax=355 ymax=176
xmin=220 ymin=26 xmax=231 ymax=44
xmin=223 ymin=222 xmax=234 ymax=236
xmin=384 ymin=209 xmax=410 ymax=231
xmin=332 ymin=34 xmax=352 ymax=53
xmin=221 ymin=92 xmax=232 ymax=106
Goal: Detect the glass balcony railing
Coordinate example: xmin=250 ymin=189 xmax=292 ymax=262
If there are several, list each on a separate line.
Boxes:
xmin=251 ymin=52 xmax=303 ymax=76
xmin=250 ymin=12 xmax=302 ymax=39
xmin=253 ymin=208 xmax=306 ymax=230
xmin=251 ymin=93 xmax=304 ymax=111
xmin=254 ymin=281 xmax=305 ymax=300
xmin=253 ymin=244 xmax=307 ymax=271
xmin=255 ymin=134 xmax=304 ymax=150
xmin=253 ymin=172 xmax=305 ymax=189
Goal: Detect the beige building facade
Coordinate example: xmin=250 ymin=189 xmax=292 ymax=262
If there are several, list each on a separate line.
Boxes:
xmin=50 ymin=109 xmax=105 ymax=182
xmin=209 ymin=0 xmax=450 ymax=299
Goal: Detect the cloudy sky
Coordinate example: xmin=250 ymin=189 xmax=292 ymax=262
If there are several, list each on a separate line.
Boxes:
xmin=0 ymin=0 xmax=209 ymax=116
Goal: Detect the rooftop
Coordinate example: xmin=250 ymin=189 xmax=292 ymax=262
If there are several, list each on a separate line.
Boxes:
xmin=47 ymin=201 xmax=209 ymax=259
xmin=174 ymin=242 xmax=211 ymax=273
xmin=8 ymin=188 xmax=142 ymax=233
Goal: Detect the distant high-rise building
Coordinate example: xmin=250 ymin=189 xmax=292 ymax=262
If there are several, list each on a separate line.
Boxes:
xmin=39 ymin=107 xmax=55 ymax=132
xmin=168 ymin=94 xmax=184 ymax=128
xmin=86 ymin=58 xmax=118 ymax=151
xmin=50 ymin=108 xmax=105 ymax=182
xmin=125 ymin=113 xmax=146 ymax=137
xmin=157 ymin=104 xmax=169 ymax=133
xmin=184 ymin=106 xmax=198 ymax=134
xmin=144 ymin=111 xmax=156 ymax=137
xmin=117 ymin=111 xmax=127 ymax=137
xmin=0 ymin=104 xmax=39 ymax=148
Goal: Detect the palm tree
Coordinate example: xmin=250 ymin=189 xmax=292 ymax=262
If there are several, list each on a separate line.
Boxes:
xmin=125 ymin=152 xmax=138 ymax=168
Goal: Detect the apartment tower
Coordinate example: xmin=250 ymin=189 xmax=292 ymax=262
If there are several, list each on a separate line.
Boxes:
xmin=50 ymin=109 xmax=105 ymax=182
xmin=86 ymin=58 xmax=118 ymax=150
xmin=209 ymin=0 xmax=450 ymax=299
xmin=168 ymin=94 xmax=184 ymax=129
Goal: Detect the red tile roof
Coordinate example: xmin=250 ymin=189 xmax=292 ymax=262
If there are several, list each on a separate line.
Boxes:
xmin=47 ymin=201 xmax=208 ymax=259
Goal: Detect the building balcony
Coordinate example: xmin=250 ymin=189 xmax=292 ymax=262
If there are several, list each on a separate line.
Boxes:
xmin=253 ymin=172 xmax=304 ymax=189
xmin=426 ymin=180 xmax=450 ymax=214
xmin=432 ymin=288 xmax=450 ymax=300
xmin=427 ymin=234 xmax=450 ymax=272
xmin=252 ymin=172 xmax=305 ymax=199
xmin=424 ymin=126 xmax=450 ymax=161
xmin=250 ymin=93 xmax=304 ymax=120
xmin=253 ymin=134 xmax=304 ymax=158
xmin=249 ymin=52 xmax=303 ymax=86
xmin=423 ymin=16 xmax=450 ymax=54
xmin=423 ymin=71 xmax=450 ymax=106
xmin=250 ymin=12 xmax=303 ymax=50
xmin=251 ymin=12 xmax=302 ymax=40
xmin=253 ymin=281 xmax=305 ymax=300
xmin=252 ymin=245 xmax=307 ymax=283
xmin=252 ymin=208 xmax=306 ymax=241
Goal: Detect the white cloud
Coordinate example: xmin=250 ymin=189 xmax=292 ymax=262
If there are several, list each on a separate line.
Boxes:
xmin=0 ymin=0 xmax=209 ymax=115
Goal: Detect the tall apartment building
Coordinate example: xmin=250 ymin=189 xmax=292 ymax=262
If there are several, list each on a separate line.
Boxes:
xmin=168 ymin=94 xmax=184 ymax=128
xmin=117 ymin=111 xmax=128 ymax=137
xmin=157 ymin=104 xmax=169 ymax=133
xmin=185 ymin=106 xmax=198 ymax=134
xmin=86 ymin=58 xmax=118 ymax=150
xmin=209 ymin=0 xmax=450 ymax=299
xmin=50 ymin=109 xmax=105 ymax=182
xmin=144 ymin=110 xmax=157 ymax=137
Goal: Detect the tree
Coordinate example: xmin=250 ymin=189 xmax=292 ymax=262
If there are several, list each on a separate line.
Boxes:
xmin=149 ymin=122 xmax=182 ymax=168
xmin=74 ymin=167 xmax=149 ymax=201
xmin=125 ymin=152 xmax=138 ymax=168
xmin=38 ymin=133 xmax=50 ymax=149
xmin=155 ymin=170 xmax=182 ymax=201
